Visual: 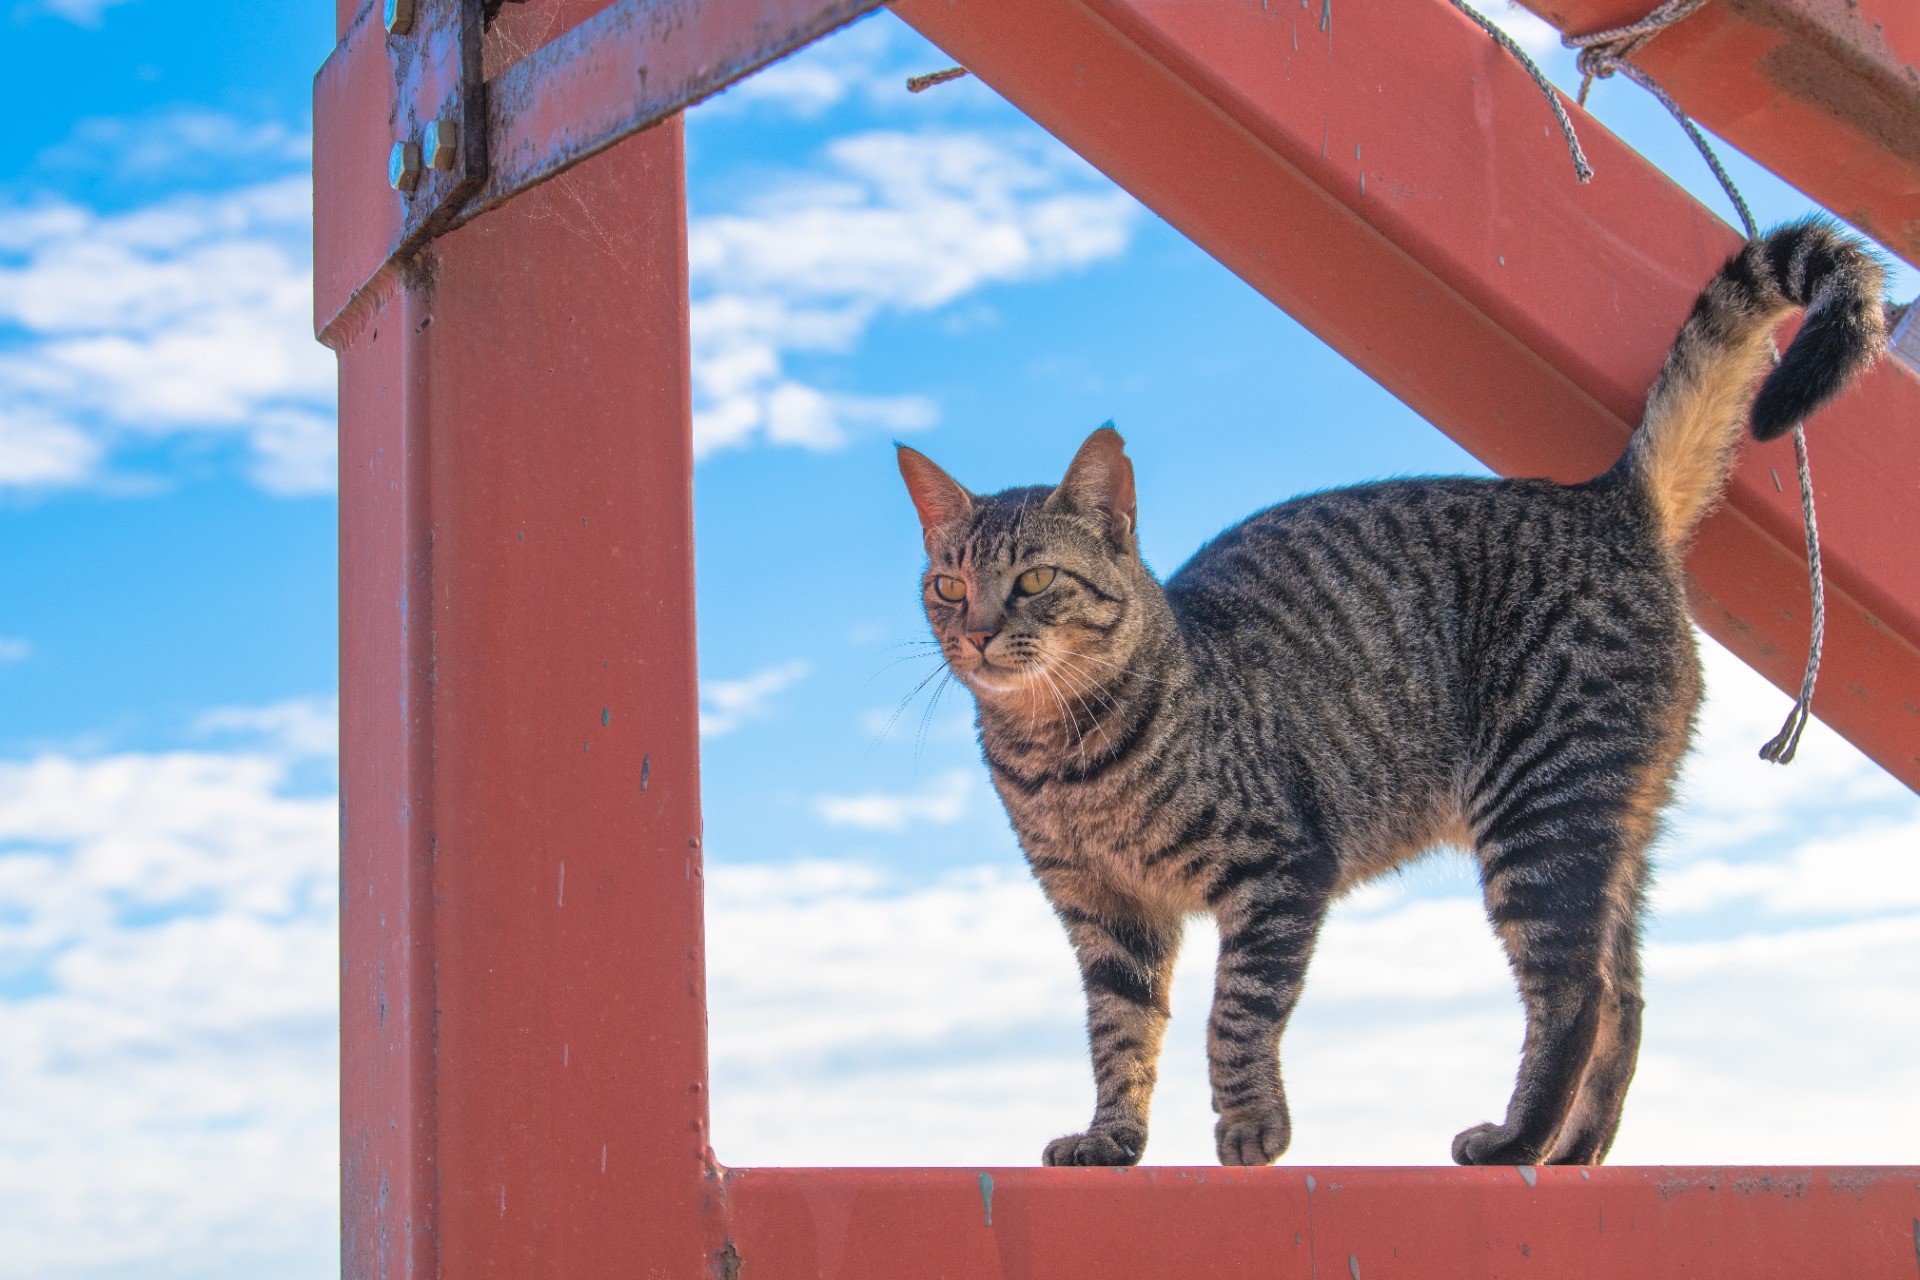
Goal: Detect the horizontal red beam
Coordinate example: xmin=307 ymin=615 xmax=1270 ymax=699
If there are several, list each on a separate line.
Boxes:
xmin=894 ymin=0 xmax=1920 ymax=791
xmin=1520 ymin=0 xmax=1920 ymax=270
xmin=721 ymin=1166 xmax=1920 ymax=1277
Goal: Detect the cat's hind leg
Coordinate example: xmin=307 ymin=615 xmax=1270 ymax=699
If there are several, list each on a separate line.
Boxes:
xmin=1546 ymin=886 xmax=1647 ymax=1164
xmin=1455 ymin=779 xmax=1655 ymax=1167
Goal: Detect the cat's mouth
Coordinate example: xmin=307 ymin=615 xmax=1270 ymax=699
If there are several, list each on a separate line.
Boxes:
xmin=956 ymin=654 xmax=1041 ymax=698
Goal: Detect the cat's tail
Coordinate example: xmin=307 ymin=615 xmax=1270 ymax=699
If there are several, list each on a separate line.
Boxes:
xmin=1625 ymin=219 xmax=1885 ymax=547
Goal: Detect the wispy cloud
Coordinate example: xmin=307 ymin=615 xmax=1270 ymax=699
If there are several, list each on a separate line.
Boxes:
xmin=700 ymin=661 xmax=810 ymax=738
xmin=26 ymin=0 xmax=136 ymax=27
xmin=0 ymin=174 xmax=334 ymax=495
xmin=35 ymin=111 xmax=310 ymax=184
xmin=0 ymin=637 xmax=29 ymax=663
xmin=707 ymin=845 xmax=1920 ymax=1167
xmin=1478 ymin=1 xmax=1568 ymax=63
xmin=0 ymin=725 xmax=337 ymax=1277
xmin=194 ymin=695 xmax=338 ymax=761
xmin=690 ymin=130 xmax=1139 ymax=457
xmin=813 ymin=768 xmax=971 ymax=831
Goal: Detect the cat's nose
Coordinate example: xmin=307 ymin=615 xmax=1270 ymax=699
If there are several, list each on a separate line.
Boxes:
xmin=965 ymin=629 xmax=996 ymax=653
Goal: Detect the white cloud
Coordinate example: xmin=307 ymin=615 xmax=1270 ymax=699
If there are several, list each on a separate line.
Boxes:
xmin=0 ymin=174 xmax=334 ymax=495
xmin=1668 ymin=637 xmax=1911 ymax=853
xmin=813 ymin=767 xmax=971 ymax=831
xmin=689 ymin=130 xmax=1138 ymax=457
xmin=27 ymin=0 xmax=135 ymax=26
xmin=194 ymin=695 xmax=338 ymax=761
xmin=0 ymin=637 xmax=31 ymax=663
xmin=37 ymin=111 xmax=310 ymax=180
xmin=0 ymin=729 xmax=338 ymax=1278
xmin=707 ymin=851 xmax=1920 ymax=1168
xmin=704 ymin=16 xmax=931 ymax=119
xmin=0 ymin=404 xmax=100 ymax=487
xmin=700 ymin=660 xmax=810 ymax=737
xmin=1479 ymin=1 xmax=1567 ymax=63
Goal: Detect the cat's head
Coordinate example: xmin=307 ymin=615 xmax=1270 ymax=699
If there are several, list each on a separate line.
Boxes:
xmin=897 ymin=426 xmax=1152 ymax=711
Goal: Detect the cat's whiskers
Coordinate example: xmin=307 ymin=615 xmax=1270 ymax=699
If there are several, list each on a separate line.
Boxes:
xmin=1045 ymin=657 xmax=1123 ymax=768
xmin=873 ymin=652 xmax=956 ymax=745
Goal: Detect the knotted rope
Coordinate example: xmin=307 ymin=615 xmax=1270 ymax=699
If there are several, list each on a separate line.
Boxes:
xmin=1453 ymin=0 xmax=1827 ymax=763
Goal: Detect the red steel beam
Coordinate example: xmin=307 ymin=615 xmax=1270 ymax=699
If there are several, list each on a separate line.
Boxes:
xmin=722 ymin=1165 xmax=1920 ymax=1277
xmin=1519 ymin=0 xmax=1920 ymax=269
xmin=892 ymin=0 xmax=1920 ymax=792
xmin=313 ymin=0 xmax=880 ymax=344
xmin=323 ymin=2 xmax=1920 ymax=1277
xmin=333 ymin=115 xmax=717 ymax=1278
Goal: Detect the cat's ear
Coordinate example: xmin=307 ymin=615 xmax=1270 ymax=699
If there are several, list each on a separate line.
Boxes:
xmin=1048 ymin=424 xmax=1136 ymax=547
xmin=896 ymin=445 xmax=974 ymax=542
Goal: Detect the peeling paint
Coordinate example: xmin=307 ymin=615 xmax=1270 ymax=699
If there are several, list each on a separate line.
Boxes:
xmin=1348 ymin=1251 xmax=1361 ymax=1279
xmin=979 ymin=1171 xmax=994 ymax=1225
xmin=1519 ymin=1166 xmax=1537 ymax=1187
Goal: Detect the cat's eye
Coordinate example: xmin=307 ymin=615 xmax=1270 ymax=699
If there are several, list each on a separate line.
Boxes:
xmin=932 ymin=575 xmax=967 ymax=602
xmin=1014 ymin=567 xmax=1056 ymax=596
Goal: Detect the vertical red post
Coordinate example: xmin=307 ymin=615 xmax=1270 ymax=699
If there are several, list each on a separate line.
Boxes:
xmin=335 ymin=122 xmax=716 ymax=1278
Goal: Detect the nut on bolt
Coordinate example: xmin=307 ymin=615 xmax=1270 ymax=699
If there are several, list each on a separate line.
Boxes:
xmin=424 ymin=118 xmax=458 ymax=171
xmin=384 ymin=0 xmax=415 ymax=35
xmin=389 ymin=140 xmax=422 ymax=194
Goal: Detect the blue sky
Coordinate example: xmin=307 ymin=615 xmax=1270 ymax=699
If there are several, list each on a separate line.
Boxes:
xmin=2 ymin=3 xmax=1917 ymax=1277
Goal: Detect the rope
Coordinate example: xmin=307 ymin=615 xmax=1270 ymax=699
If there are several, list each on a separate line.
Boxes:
xmin=1562 ymin=0 xmax=1709 ymax=106
xmin=907 ymin=67 xmax=971 ymax=93
xmin=1443 ymin=0 xmax=1592 ymax=182
xmin=1448 ymin=0 xmax=1827 ymax=760
xmin=1558 ymin=0 xmax=1827 ymax=762
xmin=1759 ymin=427 xmax=1826 ymax=763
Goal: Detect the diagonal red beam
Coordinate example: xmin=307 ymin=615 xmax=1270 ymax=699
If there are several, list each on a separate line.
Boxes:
xmin=892 ymin=0 xmax=1920 ymax=792
xmin=1519 ymin=0 xmax=1920 ymax=270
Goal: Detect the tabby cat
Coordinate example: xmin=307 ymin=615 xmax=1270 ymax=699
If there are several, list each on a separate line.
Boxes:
xmin=896 ymin=221 xmax=1885 ymax=1167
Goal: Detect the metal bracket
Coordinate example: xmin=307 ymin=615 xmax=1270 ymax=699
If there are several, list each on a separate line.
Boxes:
xmin=314 ymin=0 xmax=487 ymax=343
xmin=389 ymin=0 xmax=488 ymax=251
xmin=316 ymin=0 xmax=882 ymax=343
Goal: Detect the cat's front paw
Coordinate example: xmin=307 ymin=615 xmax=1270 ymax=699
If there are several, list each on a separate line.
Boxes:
xmin=1042 ymin=1123 xmax=1145 ymax=1167
xmin=1451 ymin=1121 xmax=1544 ymax=1167
xmin=1215 ymin=1103 xmax=1290 ymax=1166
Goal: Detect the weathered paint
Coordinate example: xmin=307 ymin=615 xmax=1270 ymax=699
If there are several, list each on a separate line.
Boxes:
xmin=323 ymin=3 xmax=1920 ymax=1277
xmin=891 ymin=0 xmax=1920 ymax=793
xmin=480 ymin=0 xmax=883 ymax=218
xmin=720 ymin=1166 xmax=1920 ymax=1278
xmin=1520 ymin=0 xmax=1920 ymax=269
xmin=333 ymin=106 xmax=714 ymax=1277
xmin=314 ymin=0 xmax=880 ymax=340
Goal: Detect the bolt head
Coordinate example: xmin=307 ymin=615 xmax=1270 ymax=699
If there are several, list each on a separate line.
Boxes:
xmin=424 ymin=118 xmax=459 ymax=172
xmin=389 ymin=140 xmax=422 ymax=194
xmin=383 ymin=0 xmax=415 ymax=35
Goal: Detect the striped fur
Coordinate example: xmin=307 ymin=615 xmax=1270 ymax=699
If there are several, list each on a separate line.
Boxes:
xmin=896 ymin=220 xmax=1885 ymax=1168
xmin=1630 ymin=220 xmax=1884 ymax=544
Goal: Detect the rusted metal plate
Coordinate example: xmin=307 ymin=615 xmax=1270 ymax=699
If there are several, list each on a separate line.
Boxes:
xmin=314 ymin=0 xmax=881 ymax=342
xmin=478 ymin=0 xmax=883 ymax=220
xmin=1520 ymin=0 xmax=1920 ymax=270
xmin=333 ymin=116 xmax=718 ymax=1277
xmin=314 ymin=0 xmax=485 ymax=345
xmin=721 ymin=1166 xmax=1920 ymax=1278
xmin=892 ymin=0 xmax=1920 ymax=792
